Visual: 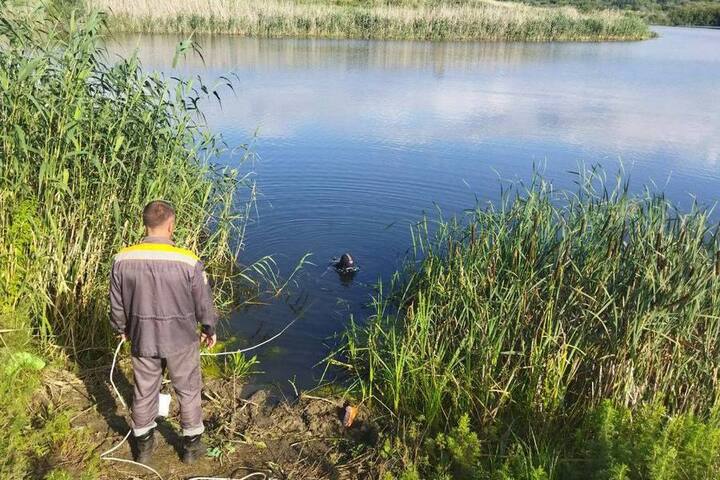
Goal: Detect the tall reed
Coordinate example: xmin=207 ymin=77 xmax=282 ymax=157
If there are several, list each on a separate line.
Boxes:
xmin=90 ymin=0 xmax=652 ymax=42
xmin=341 ymin=169 xmax=720 ymax=439
xmin=0 ymin=3 xmax=256 ymax=359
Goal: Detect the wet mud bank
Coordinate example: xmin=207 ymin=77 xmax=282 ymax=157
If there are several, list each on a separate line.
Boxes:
xmin=39 ymin=364 xmax=382 ymax=480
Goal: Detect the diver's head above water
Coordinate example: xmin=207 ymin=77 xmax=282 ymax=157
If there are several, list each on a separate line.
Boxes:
xmin=337 ymin=253 xmax=355 ymax=271
xmin=332 ymin=252 xmax=359 ymax=277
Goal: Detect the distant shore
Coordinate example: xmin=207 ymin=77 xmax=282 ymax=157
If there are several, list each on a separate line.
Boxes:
xmin=90 ymin=0 xmax=653 ymax=42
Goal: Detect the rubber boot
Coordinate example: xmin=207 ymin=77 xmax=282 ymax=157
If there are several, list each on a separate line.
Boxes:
xmin=134 ymin=429 xmax=155 ymax=464
xmin=182 ymin=434 xmax=206 ymax=464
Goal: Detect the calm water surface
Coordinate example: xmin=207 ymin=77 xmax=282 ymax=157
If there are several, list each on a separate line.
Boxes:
xmin=111 ymin=27 xmax=720 ymax=387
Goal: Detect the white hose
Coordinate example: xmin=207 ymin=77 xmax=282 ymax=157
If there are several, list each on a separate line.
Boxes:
xmin=102 ymin=320 xmax=297 ymax=480
xmin=109 ymin=339 xmax=128 ymax=410
xmin=199 ymin=317 xmax=297 ymax=357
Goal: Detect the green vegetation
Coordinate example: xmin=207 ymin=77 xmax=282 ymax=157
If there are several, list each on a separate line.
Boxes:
xmin=503 ymin=0 xmax=720 ymax=26
xmin=201 ymin=339 xmax=261 ymax=380
xmin=342 ymin=170 xmax=720 ymax=478
xmin=0 ymin=344 xmax=100 ymax=478
xmin=89 ymin=0 xmax=652 ymax=41
xmin=383 ymin=402 xmax=720 ymax=479
xmin=1 ymin=1 xmax=716 ymax=478
xmin=665 ymin=2 xmax=720 ymax=27
xmin=0 ymin=3 xmax=258 ymax=476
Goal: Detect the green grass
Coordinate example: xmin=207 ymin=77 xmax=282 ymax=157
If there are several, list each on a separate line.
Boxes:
xmin=88 ymin=0 xmax=653 ymax=41
xmin=341 ymin=168 xmax=720 ymax=478
xmin=0 ymin=313 xmax=101 ymax=478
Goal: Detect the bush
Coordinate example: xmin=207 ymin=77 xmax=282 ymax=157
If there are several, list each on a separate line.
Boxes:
xmin=426 ymin=414 xmax=483 ymax=479
xmin=389 ymin=402 xmax=720 ymax=479
xmin=668 ymin=3 xmax=720 ymax=26
xmin=577 ymin=401 xmax=720 ymax=480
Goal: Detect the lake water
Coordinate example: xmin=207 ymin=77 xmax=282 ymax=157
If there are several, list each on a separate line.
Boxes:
xmin=110 ymin=27 xmax=720 ymax=388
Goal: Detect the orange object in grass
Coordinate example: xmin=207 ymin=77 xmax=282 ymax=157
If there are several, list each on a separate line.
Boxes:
xmin=343 ymin=405 xmax=358 ymax=428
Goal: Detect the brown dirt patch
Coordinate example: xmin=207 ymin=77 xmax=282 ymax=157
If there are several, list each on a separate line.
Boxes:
xmin=37 ymin=361 xmax=383 ymax=480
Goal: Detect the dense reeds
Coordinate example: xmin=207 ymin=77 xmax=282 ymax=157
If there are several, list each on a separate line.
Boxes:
xmin=90 ymin=0 xmax=652 ymax=41
xmin=0 ymin=5 xmax=275 ymax=476
xmin=0 ymin=4 xmax=256 ymax=358
xmin=341 ymin=169 xmax=720 ymax=475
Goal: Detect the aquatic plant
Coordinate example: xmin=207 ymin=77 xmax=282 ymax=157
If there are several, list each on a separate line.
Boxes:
xmin=89 ymin=0 xmax=652 ymax=42
xmin=342 ymin=168 xmax=720 ymax=474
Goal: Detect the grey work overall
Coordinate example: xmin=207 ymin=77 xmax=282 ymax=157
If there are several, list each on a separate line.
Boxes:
xmin=109 ymin=236 xmax=217 ymax=436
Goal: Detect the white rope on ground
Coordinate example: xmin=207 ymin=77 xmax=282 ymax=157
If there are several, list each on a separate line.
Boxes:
xmin=102 ymin=319 xmax=297 ymax=480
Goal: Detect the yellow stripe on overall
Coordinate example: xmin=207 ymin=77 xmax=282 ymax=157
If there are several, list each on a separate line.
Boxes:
xmin=115 ymin=243 xmax=199 ymax=266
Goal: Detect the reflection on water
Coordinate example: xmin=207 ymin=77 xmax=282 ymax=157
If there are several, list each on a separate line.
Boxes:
xmin=111 ymin=29 xmax=719 ymax=72
xmin=110 ymin=29 xmax=720 ymax=168
xmin=109 ymin=27 xmax=720 ymax=387
xmin=112 ymin=34 xmax=598 ymax=71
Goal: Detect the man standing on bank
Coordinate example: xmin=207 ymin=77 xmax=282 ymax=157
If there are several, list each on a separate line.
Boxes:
xmin=109 ymin=200 xmax=217 ymax=464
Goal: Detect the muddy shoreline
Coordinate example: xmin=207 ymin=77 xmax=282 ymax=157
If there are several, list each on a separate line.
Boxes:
xmin=38 ymin=362 xmax=382 ymax=480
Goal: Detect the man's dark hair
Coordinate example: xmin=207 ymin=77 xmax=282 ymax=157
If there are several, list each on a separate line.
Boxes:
xmin=143 ymin=200 xmax=175 ymax=228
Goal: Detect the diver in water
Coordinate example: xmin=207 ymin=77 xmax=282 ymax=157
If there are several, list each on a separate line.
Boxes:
xmin=335 ymin=253 xmax=356 ymax=272
xmin=332 ymin=252 xmax=359 ymax=285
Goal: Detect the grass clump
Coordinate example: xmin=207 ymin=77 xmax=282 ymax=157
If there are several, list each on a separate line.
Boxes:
xmin=89 ymin=0 xmax=652 ymax=41
xmin=342 ymin=169 xmax=720 ymax=478
xmin=577 ymin=401 xmax=720 ymax=479
xmin=0 ymin=319 xmax=100 ymax=478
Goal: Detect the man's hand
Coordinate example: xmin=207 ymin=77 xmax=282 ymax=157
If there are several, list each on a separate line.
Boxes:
xmin=117 ymin=333 xmax=127 ymax=342
xmin=200 ymin=332 xmax=217 ymax=349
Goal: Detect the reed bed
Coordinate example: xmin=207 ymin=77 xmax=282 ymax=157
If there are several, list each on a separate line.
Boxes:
xmin=0 ymin=4 xmax=260 ymax=359
xmin=90 ymin=0 xmax=652 ymax=41
xmin=340 ymin=169 xmax=720 ymax=472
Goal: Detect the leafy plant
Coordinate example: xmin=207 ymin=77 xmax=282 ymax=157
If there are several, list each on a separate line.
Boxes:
xmin=426 ymin=414 xmax=482 ymax=479
xmin=223 ymin=352 xmax=261 ymax=380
